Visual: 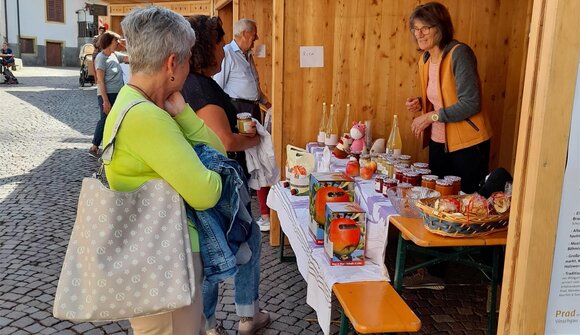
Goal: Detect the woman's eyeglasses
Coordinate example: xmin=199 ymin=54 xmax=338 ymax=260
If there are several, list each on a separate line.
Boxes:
xmin=410 ymin=26 xmax=433 ymax=35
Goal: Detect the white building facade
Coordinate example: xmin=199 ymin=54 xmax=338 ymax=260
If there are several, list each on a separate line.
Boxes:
xmin=3 ymin=0 xmax=106 ymax=67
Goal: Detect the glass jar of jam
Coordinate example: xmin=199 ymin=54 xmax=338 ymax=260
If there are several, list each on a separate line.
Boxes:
xmin=444 ymin=175 xmax=462 ymax=195
xmin=374 ymin=175 xmax=384 ymax=193
xmin=412 ymin=162 xmax=429 ymax=170
xmin=398 ymin=154 xmax=412 ymax=165
xmin=421 ymin=174 xmax=438 ymax=189
xmin=394 ymin=167 xmax=408 ymax=183
xmin=383 ymin=178 xmax=398 ymax=191
xmin=236 ymin=113 xmax=254 ymax=134
xmin=415 ymin=168 xmax=432 ymax=177
xmin=435 ymin=179 xmax=454 ymax=196
xmin=402 ymin=171 xmax=420 ymax=186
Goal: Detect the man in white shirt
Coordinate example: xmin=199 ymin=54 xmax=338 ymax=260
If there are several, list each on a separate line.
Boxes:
xmin=213 ymin=19 xmax=272 ymax=232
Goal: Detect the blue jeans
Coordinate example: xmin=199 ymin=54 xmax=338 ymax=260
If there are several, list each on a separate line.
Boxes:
xmin=203 ymin=221 xmax=262 ymax=329
xmin=92 ymin=93 xmax=118 ymax=146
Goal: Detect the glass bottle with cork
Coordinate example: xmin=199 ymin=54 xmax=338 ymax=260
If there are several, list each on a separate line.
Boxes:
xmin=317 ymin=102 xmax=328 ymax=146
xmin=386 ymin=114 xmax=403 ymax=156
xmin=324 ymin=104 xmax=339 ymax=149
xmin=342 ymin=103 xmax=352 ymax=138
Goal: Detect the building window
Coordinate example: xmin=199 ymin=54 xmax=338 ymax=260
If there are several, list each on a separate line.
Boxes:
xmin=46 ymin=0 xmax=64 ymax=23
xmin=20 ymin=38 xmax=35 ymax=54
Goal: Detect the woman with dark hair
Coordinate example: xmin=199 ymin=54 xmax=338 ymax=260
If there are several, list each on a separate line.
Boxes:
xmin=405 ymin=1 xmax=492 ymax=194
xmin=89 ymin=30 xmax=129 ymax=157
xmin=181 ymin=15 xmax=268 ymax=335
xmin=403 ymin=2 xmax=493 ymax=289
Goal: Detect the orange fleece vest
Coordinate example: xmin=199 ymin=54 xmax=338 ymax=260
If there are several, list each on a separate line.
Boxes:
xmin=419 ymin=44 xmax=492 ymax=152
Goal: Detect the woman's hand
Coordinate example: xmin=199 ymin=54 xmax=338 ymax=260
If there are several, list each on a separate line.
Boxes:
xmin=164 ymin=91 xmax=187 ymax=117
xmin=411 ymin=112 xmax=437 ymax=138
xmin=405 ymin=97 xmax=422 ymax=113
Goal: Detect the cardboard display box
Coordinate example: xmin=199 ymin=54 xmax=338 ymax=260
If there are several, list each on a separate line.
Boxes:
xmin=309 ymin=172 xmax=355 ymax=244
xmin=324 ymin=202 xmax=366 ymax=266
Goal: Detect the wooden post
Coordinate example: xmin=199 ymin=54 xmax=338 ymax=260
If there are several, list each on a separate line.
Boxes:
xmin=269 ymin=0 xmax=285 ymax=246
xmin=498 ymin=0 xmax=580 ymax=333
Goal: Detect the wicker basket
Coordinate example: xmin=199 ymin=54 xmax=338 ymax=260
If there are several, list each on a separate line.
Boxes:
xmin=416 ymin=196 xmax=509 ymax=237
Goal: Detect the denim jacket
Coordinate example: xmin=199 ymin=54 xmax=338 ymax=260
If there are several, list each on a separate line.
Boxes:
xmin=186 ymin=144 xmax=254 ymax=284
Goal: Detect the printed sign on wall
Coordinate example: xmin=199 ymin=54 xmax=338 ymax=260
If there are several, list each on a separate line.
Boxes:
xmin=545 ymin=60 xmax=580 ymax=334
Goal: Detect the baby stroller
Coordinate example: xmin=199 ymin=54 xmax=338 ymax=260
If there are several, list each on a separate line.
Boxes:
xmin=79 ymin=43 xmax=96 ymax=87
xmin=0 ymin=62 xmax=18 ymax=84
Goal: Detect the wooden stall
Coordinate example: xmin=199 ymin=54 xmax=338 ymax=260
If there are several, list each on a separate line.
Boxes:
xmin=268 ymin=0 xmax=533 ymax=245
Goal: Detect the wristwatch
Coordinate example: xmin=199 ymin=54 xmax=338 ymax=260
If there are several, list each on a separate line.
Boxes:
xmin=431 ymin=112 xmax=439 ymax=122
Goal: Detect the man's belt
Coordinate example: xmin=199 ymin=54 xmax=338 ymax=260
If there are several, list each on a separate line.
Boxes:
xmin=230 ymin=97 xmax=259 ymax=105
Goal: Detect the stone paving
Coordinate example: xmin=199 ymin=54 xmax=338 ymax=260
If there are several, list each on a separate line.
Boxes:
xmin=0 ymin=67 xmax=494 ymax=334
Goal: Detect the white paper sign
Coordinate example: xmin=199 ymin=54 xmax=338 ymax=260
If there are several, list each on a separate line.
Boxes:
xmin=545 ymin=59 xmax=580 ymax=334
xmin=300 ymin=46 xmax=324 ymax=68
xmin=255 ymin=44 xmax=266 ymax=58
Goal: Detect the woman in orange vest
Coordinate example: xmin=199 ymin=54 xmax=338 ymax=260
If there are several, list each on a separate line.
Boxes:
xmin=405 ymin=2 xmax=492 ymax=194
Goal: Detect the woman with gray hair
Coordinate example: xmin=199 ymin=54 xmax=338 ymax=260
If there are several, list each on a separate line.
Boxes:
xmin=102 ymin=6 xmax=226 ymax=334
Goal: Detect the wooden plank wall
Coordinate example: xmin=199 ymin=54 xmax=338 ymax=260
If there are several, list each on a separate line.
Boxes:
xmin=276 ymin=0 xmax=532 ymax=172
xmin=239 ymin=0 xmax=273 ymax=101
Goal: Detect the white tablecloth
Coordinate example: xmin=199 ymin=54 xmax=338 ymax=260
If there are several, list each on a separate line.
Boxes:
xmin=267 ymin=175 xmax=397 ymax=335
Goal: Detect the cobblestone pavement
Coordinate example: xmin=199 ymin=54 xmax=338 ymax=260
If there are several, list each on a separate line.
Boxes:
xmin=0 ymin=67 xmax=494 ymax=334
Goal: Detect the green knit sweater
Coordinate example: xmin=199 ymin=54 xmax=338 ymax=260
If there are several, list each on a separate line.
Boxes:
xmin=103 ymin=85 xmax=226 ymax=251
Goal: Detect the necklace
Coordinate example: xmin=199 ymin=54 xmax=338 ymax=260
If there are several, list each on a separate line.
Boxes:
xmin=126 ymin=83 xmax=154 ymax=103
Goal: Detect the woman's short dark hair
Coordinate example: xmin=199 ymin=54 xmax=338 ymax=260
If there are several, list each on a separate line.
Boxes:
xmin=98 ymin=31 xmax=121 ymax=50
xmin=409 ymin=2 xmax=454 ymax=49
xmin=187 ymin=15 xmax=225 ymax=74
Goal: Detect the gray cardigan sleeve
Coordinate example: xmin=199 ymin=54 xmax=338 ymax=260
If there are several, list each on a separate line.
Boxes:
xmin=438 ymin=44 xmax=481 ymax=123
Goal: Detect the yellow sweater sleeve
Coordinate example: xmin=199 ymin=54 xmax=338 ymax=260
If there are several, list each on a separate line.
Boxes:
xmin=104 ymin=87 xmax=223 ymax=211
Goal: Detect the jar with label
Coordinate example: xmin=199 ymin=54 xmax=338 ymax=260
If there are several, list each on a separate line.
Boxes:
xmin=421 ymin=175 xmax=438 ymax=189
xmin=415 ymin=168 xmax=432 ymax=177
xmin=435 ymin=179 xmax=454 ymax=196
xmin=412 ymin=162 xmax=429 ymax=170
xmin=402 ymin=171 xmax=421 ymax=186
xmin=398 ymin=154 xmax=412 ymax=165
xmin=394 ymin=167 xmax=409 ymax=183
xmin=374 ymin=175 xmax=384 ymax=193
xmin=444 ymin=175 xmax=462 ymax=195
xmin=383 ymin=178 xmax=398 ymax=193
xmin=236 ymin=113 xmax=254 ymax=134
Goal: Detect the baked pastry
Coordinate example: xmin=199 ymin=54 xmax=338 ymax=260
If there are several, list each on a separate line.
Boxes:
xmin=489 ymin=192 xmax=511 ymax=214
xmin=461 ymin=194 xmax=489 ymax=216
xmin=434 ymin=197 xmax=461 ymax=213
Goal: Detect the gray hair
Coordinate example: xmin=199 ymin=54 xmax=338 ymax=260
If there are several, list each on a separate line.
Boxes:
xmin=121 ymin=6 xmax=195 ymax=74
xmin=233 ymin=19 xmax=256 ymax=37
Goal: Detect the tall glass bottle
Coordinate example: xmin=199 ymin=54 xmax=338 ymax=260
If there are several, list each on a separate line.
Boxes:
xmin=325 ymin=104 xmax=339 ymax=149
xmin=317 ymin=102 xmax=327 ymax=146
xmin=386 ymin=114 xmax=403 ymax=156
xmin=342 ymin=103 xmax=351 ymax=137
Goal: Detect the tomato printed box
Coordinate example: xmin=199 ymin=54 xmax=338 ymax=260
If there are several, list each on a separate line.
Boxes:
xmin=324 ymin=202 xmax=366 ymax=266
xmin=309 ymin=172 xmax=355 ymax=245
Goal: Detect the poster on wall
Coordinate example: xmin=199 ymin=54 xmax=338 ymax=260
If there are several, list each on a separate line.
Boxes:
xmin=545 ymin=59 xmax=580 ymax=334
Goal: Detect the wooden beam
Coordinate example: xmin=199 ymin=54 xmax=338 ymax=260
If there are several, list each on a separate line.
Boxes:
xmin=498 ymin=0 xmax=580 ymax=333
xmin=269 ymin=0 xmax=284 ymax=246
